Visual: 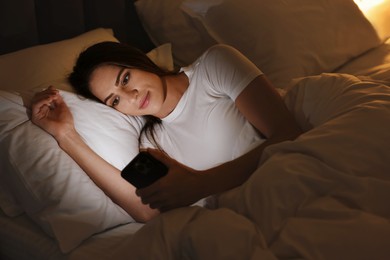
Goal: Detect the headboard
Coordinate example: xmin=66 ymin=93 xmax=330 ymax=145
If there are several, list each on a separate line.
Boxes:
xmin=0 ymin=0 xmax=155 ymax=55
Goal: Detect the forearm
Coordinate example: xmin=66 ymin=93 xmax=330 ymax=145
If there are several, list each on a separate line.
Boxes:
xmin=56 ymin=130 xmax=159 ymax=222
xmin=199 ymin=129 xmax=301 ymax=198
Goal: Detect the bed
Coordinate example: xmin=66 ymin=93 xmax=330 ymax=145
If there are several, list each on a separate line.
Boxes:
xmin=1 ymin=0 xmax=390 ymax=259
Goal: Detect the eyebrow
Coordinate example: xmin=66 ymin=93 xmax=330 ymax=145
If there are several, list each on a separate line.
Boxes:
xmin=115 ymin=67 xmax=125 ymax=86
xmin=103 ymin=67 xmax=125 ymax=105
xmin=103 ymin=93 xmax=113 ymax=105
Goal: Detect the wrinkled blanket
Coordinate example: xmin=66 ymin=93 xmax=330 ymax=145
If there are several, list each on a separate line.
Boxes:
xmin=110 ymin=73 xmax=390 ymax=260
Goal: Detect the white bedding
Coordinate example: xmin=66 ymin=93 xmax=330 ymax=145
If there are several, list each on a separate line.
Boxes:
xmin=1 ymin=1 xmax=390 ymax=256
xmin=1 ymin=42 xmax=390 ymax=259
xmin=0 ymin=29 xmax=175 ymax=254
xmin=0 ymin=209 xmax=143 ymax=260
xmin=336 ymin=39 xmax=390 ymax=82
xmin=105 ymin=72 xmax=390 ymax=259
xmin=0 ymin=210 xmax=63 ymax=259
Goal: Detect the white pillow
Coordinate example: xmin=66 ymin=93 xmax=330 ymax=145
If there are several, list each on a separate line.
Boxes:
xmin=0 ymin=28 xmax=121 ymax=218
xmin=0 ymin=92 xmax=27 ymax=216
xmin=134 ymin=0 xmax=217 ymax=66
xmin=181 ymin=0 xmax=382 ymax=88
xmin=0 ymin=27 xmax=174 ymax=93
xmin=0 ymin=29 xmax=174 ymax=252
xmin=0 ymin=89 xmax=141 ymax=253
xmin=0 ymin=28 xmax=119 ymax=93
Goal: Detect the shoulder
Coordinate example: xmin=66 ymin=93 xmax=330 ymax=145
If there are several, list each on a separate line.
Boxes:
xmin=183 ymin=44 xmax=238 ymax=79
xmin=184 ymin=44 xmax=244 ymax=73
xmin=204 ymin=44 xmax=240 ymax=55
xmin=201 ymin=44 xmax=245 ymax=63
xmin=195 ymin=44 xmax=257 ymax=75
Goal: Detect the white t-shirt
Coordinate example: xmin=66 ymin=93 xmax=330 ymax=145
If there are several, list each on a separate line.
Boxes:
xmin=141 ymin=44 xmax=265 ymax=170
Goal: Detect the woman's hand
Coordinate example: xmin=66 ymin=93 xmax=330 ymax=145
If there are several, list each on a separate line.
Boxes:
xmin=30 ymin=86 xmax=75 ymax=140
xmin=136 ymin=149 xmax=206 ymax=212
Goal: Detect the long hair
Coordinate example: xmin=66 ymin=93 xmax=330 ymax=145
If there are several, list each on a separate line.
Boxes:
xmin=68 ymin=41 xmax=176 ymax=149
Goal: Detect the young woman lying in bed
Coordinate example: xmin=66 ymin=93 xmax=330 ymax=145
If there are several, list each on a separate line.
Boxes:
xmin=30 ymin=42 xmax=302 ymax=222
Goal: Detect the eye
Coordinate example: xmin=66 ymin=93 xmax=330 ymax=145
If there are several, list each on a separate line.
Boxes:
xmin=122 ymin=71 xmax=130 ymax=86
xmin=112 ymin=96 xmax=120 ymax=107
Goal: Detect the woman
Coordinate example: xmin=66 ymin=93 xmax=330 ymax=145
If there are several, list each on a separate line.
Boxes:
xmin=31 ymin=42 xmax=302 ymax=223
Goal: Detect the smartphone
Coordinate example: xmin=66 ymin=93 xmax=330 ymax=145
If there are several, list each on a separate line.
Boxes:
xmin=121 ymin=152 xmax=168 ymax=189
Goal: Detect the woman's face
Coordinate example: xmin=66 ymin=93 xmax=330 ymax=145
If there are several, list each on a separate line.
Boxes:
xmin=89 ymin=64 xmax=167 ymax=117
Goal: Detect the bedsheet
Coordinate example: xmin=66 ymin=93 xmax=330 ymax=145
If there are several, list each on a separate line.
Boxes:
xmin=0 ymin=209 xmax=144 ymax=260
xmin=336 ymin=39 xmax=390 ymax=82
xmin=107 ymin=73 xmax=390 ymax=259
xmin=0 ymin=210 xmax=64 ymax=259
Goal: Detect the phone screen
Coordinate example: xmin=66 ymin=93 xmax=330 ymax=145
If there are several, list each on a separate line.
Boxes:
xmin=121 ymin=152 xmax=168 ymax=189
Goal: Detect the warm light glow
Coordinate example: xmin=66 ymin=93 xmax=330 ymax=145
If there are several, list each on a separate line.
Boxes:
xmin=353 ymin=0 xmax=390 ymax=40
xmin=354 ymin=0 xmax=386 ymax=12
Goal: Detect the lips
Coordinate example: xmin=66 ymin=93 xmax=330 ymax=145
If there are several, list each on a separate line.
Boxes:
xmin=139 ymin=91 xmax=149 ymax=109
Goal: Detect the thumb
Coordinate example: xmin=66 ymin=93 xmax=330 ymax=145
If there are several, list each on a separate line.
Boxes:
xmin=147 ymin=148 xmax=173 ymax=167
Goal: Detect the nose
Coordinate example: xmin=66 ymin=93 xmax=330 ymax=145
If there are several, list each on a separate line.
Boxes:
xmin=122 ymin=87 xmax=139 ymax=103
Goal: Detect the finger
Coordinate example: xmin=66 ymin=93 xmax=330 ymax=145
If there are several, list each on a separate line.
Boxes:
xmin=147 ymin=196 xmax=170 ymax=210
xmin=43 ymin=85 xmax=59 ymax=94
xmin=31 ymin=96 xmax=63 ymax=123
xmin=31 ymin=91 xmax=59 ymax=107
xmin=31 ymin=95 xmax=59 ymax=115
xmin=32 ymin=104 xmax=50 ymax=121
xmin=49 ymin=94 xmax=65 ymax=109
xmin=139 ymin=179 xmax=171 ymax=207
xmin=35 ymin=85 xmax=59 ymax=97
xmin=140 ymin=192 xmax=160 ymax=206
xmin=136 ymin=185 xmax=159 ymax=202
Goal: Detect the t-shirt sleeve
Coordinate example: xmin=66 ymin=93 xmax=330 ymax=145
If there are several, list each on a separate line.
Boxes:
xmin=201 ymin=44 xmax=263 ymax=100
